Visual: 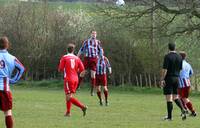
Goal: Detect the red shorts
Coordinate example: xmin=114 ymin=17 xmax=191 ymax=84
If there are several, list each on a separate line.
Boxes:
xmin=83 ymin=57 xmax=97 ymax=71
xmin=178 ymin=86 xmax=190 ymax=98
xmin=0 ymin=91 xmax=12 ymax=111
xmin=64 ymin=80 xmax=78 ymax=94
xmin=96 ymin=74 xmax=107 ymax=86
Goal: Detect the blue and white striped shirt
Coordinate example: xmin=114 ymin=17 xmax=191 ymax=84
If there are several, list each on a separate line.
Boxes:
xmin=0 ymin=50 xmax=25 ymax=91
xmin=179 ymin=60 xmax=193 ymax=88
xmin=96 ymin=56 xmax=111 ymax=75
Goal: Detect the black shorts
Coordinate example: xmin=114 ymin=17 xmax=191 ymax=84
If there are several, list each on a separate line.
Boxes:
xmin=163 ymin=77 xmax=179 ymax=95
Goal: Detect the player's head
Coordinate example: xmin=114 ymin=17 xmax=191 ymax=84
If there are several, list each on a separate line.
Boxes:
xmin=168 ymin=42 xmax=175 ymax=51
xmin=67 ymin=43 xmax=75 ymax=53
xmin=91 ymin=30 xmax=97 ymax=39
xmin=179 ymin=51 xmax=186 ymax=60
xmin=0 ymin=36 xmax=9 ymax=50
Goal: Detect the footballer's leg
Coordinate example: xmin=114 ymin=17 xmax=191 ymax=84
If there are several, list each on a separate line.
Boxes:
xmin=178 ymin=88 xmax=188 ymax=111
xmin=164 ymin=94 xmax=173 ymax=121
xmin=104 ymin=86 xmax=109 ymax=106
xmin=173 ymin=95 xmax=187 ymax=120
xmin=77 ymin=76 xmax=83 ymax=90
xmin=65 ymin=94 xmax=72 ymax=117
xmin=4 ymin=110 xmax=13 ymax=128
xmin=103 ymin=75 xmax=109 ymax=106
xmin=183 ymin=87 xmax=196 ymax=117
xmin=90 ymin=70 xmax=96 ymax=96
xmin=183 ymin=98 xmax=197 ymax=117
xmin=96 ymin=85 xmax=103 ymax=106
xmin=69 ymin=94 xmax=87 ymax=116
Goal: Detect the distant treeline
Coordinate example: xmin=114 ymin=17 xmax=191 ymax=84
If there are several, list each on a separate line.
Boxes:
xmin=0 ymin=1 xmax=199 ymax=86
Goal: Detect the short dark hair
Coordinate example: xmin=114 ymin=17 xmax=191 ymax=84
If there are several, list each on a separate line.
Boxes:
xmin=168 ymin=43 xmax=175 ymax=51
xmin=90 ymin=30 xmax=96 ymax=33
xmin=0 ymin=36 xmax=9 ymax=50
xmin=179 ymin=51 xmax=186 ymax=59
xmin=67 ymin=43 xmax=75 ymax=53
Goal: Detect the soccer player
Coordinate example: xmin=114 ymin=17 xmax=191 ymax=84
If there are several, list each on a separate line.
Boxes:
xmin=0 ymin=36 xmax=25 ymax=128
xmin=58 ymin=43 xmax=87 ymax=117
xmin=77 ymin=30 xmax=103 ymax=96
xmin=160 ymin=43 xmax=187 ymax=121
xmin=96 ymin=54 xmax=112 ymax=106
xmin=178 ymin=51 xmax=197 ymax=117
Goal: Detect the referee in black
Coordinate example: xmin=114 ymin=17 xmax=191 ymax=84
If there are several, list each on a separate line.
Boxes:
xmin=160 ymin=42 xmax=187 ymax=121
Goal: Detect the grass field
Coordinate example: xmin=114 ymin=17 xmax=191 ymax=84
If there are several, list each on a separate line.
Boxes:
xmin=0 ymin=84 xmax=200 ymax=128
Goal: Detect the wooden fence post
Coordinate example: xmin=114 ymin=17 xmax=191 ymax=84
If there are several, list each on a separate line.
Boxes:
xmin=154 ymin=74 xmax=157 ymax=87
xmin=194 ymin=75 xmax=198 ymax=91
xmin=145 ymin=73 xmax=148 ymax=87
xmin=136 ymin=74 xmax=139 ymax=87
xmin=139 ymin=74 xmax=142 ymax=87
xmin=148 ymin=73 xmax=152 ymax=88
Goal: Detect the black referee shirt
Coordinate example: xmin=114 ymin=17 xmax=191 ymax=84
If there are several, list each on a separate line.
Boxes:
xmin=163 ymin=52 xmax=182 ymax=77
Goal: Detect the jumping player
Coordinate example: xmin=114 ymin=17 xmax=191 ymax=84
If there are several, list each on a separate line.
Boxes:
xmin=77 ymin=30 xmax=103 ymax=96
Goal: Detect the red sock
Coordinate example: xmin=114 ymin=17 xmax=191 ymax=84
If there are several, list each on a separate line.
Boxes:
xmin=70 ymin=97 xmax=84 ymax=109
xmin=180 ymin=99 xmax=187 ymax=109
xmin=186 ymin=102 xmax=195 ymax=113
xmin=91 ymin=78 xmax=96 ymax=87
xmin=104 ymin=90 xmax=108 ymax=102
xmin=97 ymin=91 xmax=102 ymax=101
xmin=5 ymin=116 xmax=13 ymax=128
xmin=66 ymin=100 xmax=72 ymax=114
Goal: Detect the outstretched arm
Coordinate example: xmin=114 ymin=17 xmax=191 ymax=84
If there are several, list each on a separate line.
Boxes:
xmin=77 ymin=41 xmax=86 ymax=57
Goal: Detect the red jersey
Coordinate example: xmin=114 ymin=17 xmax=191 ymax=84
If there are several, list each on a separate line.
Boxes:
xmin=58 ymin=53 xmax=84 ymax=82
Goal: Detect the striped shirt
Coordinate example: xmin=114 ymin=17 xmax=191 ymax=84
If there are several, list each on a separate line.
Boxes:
xmin=78 ymin=38 xmax=103 ymax=58
xmin=0 ymin=50 xmax=25 ymax=91
xmin=179 ymin=60 xmax=193 ymax=88
xmin=96 ymin=56 xmax=111 ymax=75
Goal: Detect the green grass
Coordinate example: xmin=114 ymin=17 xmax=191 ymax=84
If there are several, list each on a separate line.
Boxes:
xmin=0 ymin=84 xmax=200 ymax=128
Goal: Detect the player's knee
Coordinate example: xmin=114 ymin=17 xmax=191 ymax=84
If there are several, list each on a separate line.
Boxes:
xmin=104 ymin=87 xmax=108 ymax=91
xmin=90 ymin=70 xmax=96 ymax=78
xmin=96 ymin=86 xmax=101 ymax=91
xmin=172 ymin=94 xmax=179 ymax=100
xmin=165 ymin=95 xmax=173 ymax=101
xmin=66 ymin=94 xmax=72 ymax=101
xmin=4 ymin=110 xmax=12 ymax=116
xmin=182 ymin=98 xmax=189 ymax=103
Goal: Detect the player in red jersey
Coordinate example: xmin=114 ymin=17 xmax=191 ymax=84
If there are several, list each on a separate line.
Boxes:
xmin=58 ymin=43 xmax=87 ymax=117
xmin=77 ymin=30 xmax=103 ymax=96
xmin=96 ymin=55 xmax=112 ymax=106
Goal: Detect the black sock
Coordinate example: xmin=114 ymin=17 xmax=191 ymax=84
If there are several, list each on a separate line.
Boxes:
xmin=174 ymin=99 xmax=184 ymax=111
xmin=167 ymin=101 xmax=173 ymax=119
